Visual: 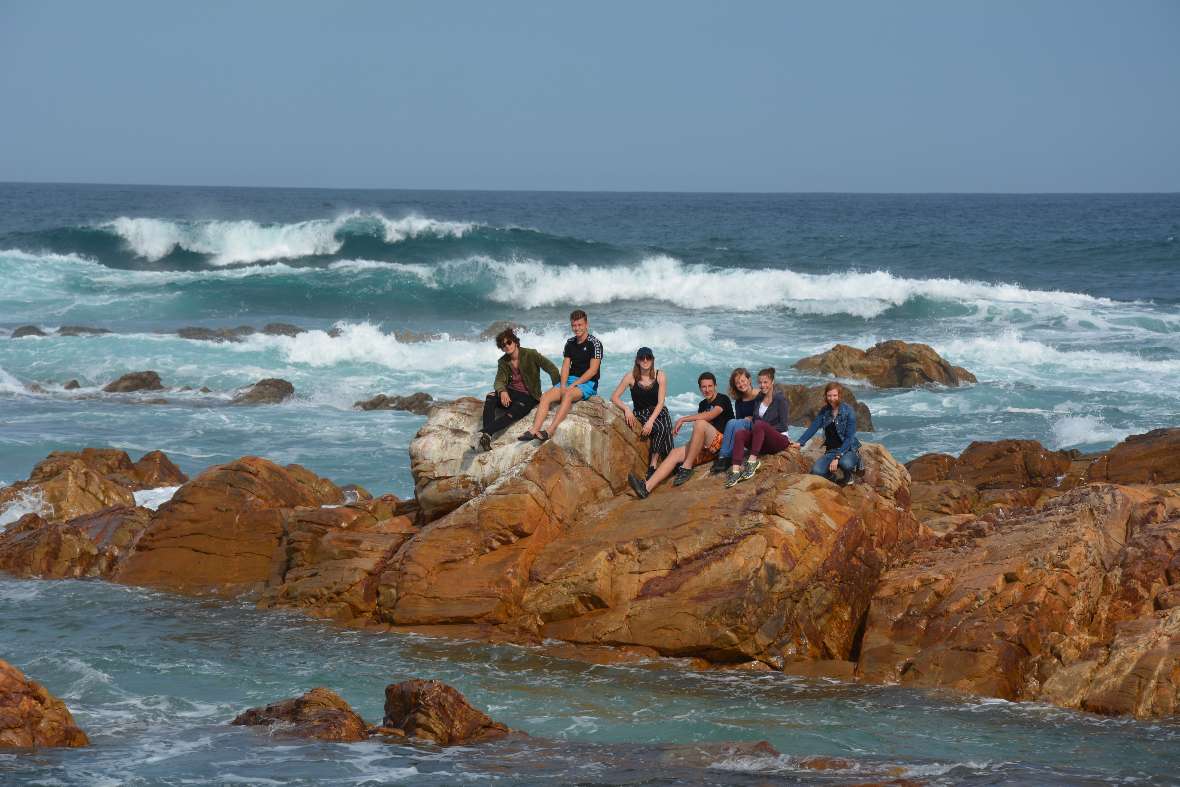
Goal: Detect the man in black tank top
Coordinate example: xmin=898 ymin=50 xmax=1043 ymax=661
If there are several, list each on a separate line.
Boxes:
xmin=520 ymin=309 xmax=603 ymax=442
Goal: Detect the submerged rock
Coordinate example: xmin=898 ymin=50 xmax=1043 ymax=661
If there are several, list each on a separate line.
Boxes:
xmin=478 ymin=320 xmax=527 ymax=341
xmin=177 ymin=326 xmax=255 ymax=343
xmin=63 ymin=379 xmax=80 ymax=390
xmin=777 ymin=382 xmax=874 ymax=432
xmin=353 ymin=392 xmax=434 ymax=415
xmin=231 ymin=378 xmax=295 ymax=405
xmin=56 ymin=325 xmax=110 ymax=337
xmin=0 ymin=660 xmax=89 ymax=748
xmin=232 ymin=688 xmax=368 ymax=742
xmin=393 ymin=329 xmax=443 ymax=343
xmin=262 ymin=322 xmax=305 ymax=337
xmin=794 ymin=340 xmax=976 ymax=388
xmin=382 ymin=679 xmax=510 ymax=745
xmin=10 ymin=325 xmax=46 ymax=339
xmin=103 ymin=371 xmax=164 ymax=393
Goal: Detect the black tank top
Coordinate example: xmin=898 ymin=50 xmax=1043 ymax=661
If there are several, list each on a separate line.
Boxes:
xmin=630 ymin=374 xmax=659 ymax=410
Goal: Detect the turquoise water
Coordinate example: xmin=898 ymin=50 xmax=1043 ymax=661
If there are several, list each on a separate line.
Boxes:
xmin=2 ymin=185 xmax=1179 ymax=782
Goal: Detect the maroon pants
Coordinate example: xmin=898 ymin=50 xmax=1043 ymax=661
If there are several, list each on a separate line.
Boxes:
xmin=732 ymin=420 xmax=790 ymax=465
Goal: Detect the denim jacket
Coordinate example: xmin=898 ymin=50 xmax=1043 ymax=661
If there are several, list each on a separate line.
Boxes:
xmin=798 ymin=402 xmax=860 ymax=455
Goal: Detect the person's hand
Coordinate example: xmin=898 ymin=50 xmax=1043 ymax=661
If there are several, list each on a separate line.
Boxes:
xmin=499 ymin=391 xmax=511 ymax=408
xmin=624 ymin=409 xmax=637 ymax=429
xmin=672 ymin=417 xmax=686 ymax=436
xmin=828 ymin=458 xmax=839 ymax=474
xmin=642 ymin=422 xmax=653 ymax=437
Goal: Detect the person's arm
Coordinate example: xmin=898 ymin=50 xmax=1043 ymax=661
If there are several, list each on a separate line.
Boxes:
xmin=642 ymin=370 xmax=668 ymax=435
xmin=837 ymin=406 xmax=858 ymax=455
xmin=610 ymin=373 xmax=637 ymax=427
xmin=770 ymin=395 xmax=791 ymax=434
xmin=798 ymin=411 xmax=823 ymax=446
xmin=558 ymin=357 xmax=571 ymax=391
xmin=492 ymin=357 xmax=509 ymax=394
xmin=537 ymin=351 xmax=562 ymax=386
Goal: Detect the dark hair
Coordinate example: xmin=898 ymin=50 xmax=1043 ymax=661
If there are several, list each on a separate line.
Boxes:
xmin=823 ymin=381 xmax=842 ymax=395
xmin=728 ymin=367 xmax=752 ymax=399
xmin=757 ymin=367 xmax=776 ymax=381
xmin=697 ymin=371 xmax=716 ymax=386
xmin=495 ymin=328 xmax=520 ymax=350
xmin=569 ymin=309 xmax=588 ymax=322
xmin=632 ymin=351 xmax=657 ymax=387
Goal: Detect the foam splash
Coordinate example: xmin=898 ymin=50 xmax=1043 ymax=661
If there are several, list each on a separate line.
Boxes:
xmin=0 ymin=365 xmax=28 ymax=394
xmin=133 ymin=485 xmax=181 ymax=510
xmin=1051 ymin=416 xmax=1135 ymax=449
xmin=0 ymin=485 xmax=49 ymax=528
xmin=102 ymin=212 xmax=474 ymax=265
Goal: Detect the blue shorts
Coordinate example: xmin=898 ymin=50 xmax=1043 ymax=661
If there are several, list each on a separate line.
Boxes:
xmin=564 ymin=375 xmax=598 ymax=400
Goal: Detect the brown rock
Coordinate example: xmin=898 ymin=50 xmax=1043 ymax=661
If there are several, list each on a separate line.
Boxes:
xmin=382 ymin=679 xmax=509 ymax=745
xmin=910 ymin=480 xmax=979 ymax=521
xmin=232 ymin=688 xmax=368 ymax=742
xmin=132 ymin=450 xmax=188 ymax=488
xmin=656 ymin=740 xmax=780 ymax=768
xmin=0 ymin=452 xmax=137 ymax=524
xmin=177 ymin=326 xmax=255 ymax=343
xmin=231 ymin=378 xmax=295 ymax=405
xmin=115 ymin=457 xmax=343 ymax=596
xmin=0 ymin=659 xmax=89 ymax=748
xmin=949 ymin=440 xmax=1072 ymax=490
xmin=354 ymin=392 xmax=434 ymax=415
xmin=776 ymin=383 xmax=874 ymax=432
xmin=1087 ymin=429 xmax=1180 ymax=486
xmin=103 ymin=371 xmax=164 ymax=393
xmin=56 ymin=326 xmax=110 ymax=336
xmin=262 ymin=323 xmax=304 ymax=337
xmin=478 ymin=320 xmax=526 ymax=341
xmin=10 ymin=325 xmax=46 ymax=339
xmin=905 ymin=453 xmax=956 ymax=483
xmin=0 ymin=506 xmax=151 ymax=578
xmin=63 ymin=379 xmax=80 ymax=390
xmin=794 ymin=340 xmax=976 ymax=388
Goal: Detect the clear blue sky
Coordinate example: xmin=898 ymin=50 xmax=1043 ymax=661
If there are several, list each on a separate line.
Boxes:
xmin=2 ymin=0 xmax=1178 ymax=192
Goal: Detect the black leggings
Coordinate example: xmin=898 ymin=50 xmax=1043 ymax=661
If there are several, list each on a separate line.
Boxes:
xmin=482 ymin=389 xmax=538 ymax=435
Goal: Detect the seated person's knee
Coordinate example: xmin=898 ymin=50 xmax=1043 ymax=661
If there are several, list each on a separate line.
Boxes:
xmin=810 ymin=457 xmax=830 ymax=476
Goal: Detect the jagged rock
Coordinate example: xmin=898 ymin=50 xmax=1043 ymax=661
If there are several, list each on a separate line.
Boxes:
xmin=905 ymin=453 xmax=956 ymax=483
xmin=949 ymin=440 xmax=1072 ymax=489
xmin=231 ymin=378 xmax=295 ymax=405
xmin=1087 ymin=429 xmax=1180 ymax=486
xmin=794 ymin=340 xmax=976 ymax=388
xmin=777 ymin=383 xmax=874 ymax=432
xmin=232 ymin=688 xmax=368 ymax=742
xmin=262 ymin=323 xmax=304 ymax=337
xmin=56 ymin=326 xmax=110 ymax=336
xmin=10 ymin=325 xmax=46 ymax=339
xmin=0 ymin=453 xmax=135 ymax=524
xmin=382 ymin=679 xmax=510 ymax=745
xmin=0 ymin=507 xmax=152 ymax=579
xmin=393 ymin=329 xmax=442 ymax=343
xmin=103 ymin=371 xmax=164 ymax=393
xmin=857 ymin=484 xmax=1180 ymax=718
xmin=115 ymin=458 xmax=342 ymax=596
xmin=353 ymin=392 xmax=434 ymax=415
xmin=0 ymin=659 xmax=89 ymax=748
xmin=177 ymin=326 xmax=255 ymax=342
xmin=132 ymin=450 xmax=189 ymax=488
xmin=478 ymin=320 xmax=527 ymax=341
xmin=63 ymin=380 xmax=80 ymax=390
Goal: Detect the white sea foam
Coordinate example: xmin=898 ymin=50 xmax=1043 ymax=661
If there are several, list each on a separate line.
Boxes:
xmin=133 ymin=485 xmax=181 ymax=510
xmin=0 ymin=485 xmax=49 ymax=529
xmin=0 ymin=365 xmax=28 ymax=395
xmin=102 ymin=212 xmax=474 ymax=265
xmin=1051 ymin=416 xmax=1135 ymax=449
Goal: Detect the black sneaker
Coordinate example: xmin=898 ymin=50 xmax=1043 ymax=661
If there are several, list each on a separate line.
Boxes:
xmin=672 ymin=466 xmax=694 ymax=486
xmin=627 ymin=472 xmax=649 ymax=499
xmin=710 ymin=457 xmax=728 ymax=475
xmin=518 ymin=430 xmax=537 ymax=442
xmin=478 ymin=432 xmax=492 ymax=452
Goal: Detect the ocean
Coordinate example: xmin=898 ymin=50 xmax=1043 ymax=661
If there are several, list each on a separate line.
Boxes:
xmin=1 ymin=183 xmax=1178 ymax=783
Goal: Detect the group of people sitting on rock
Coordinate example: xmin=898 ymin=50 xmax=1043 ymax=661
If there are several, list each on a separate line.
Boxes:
xmin=476 ymin=309 xmax=863 ymax=498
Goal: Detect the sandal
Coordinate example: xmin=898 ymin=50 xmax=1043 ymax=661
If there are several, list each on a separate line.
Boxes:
xmin=538 ymin=430 xmax=550 ymax=442
xmin=518 ymin=431 xmax=537 ymax=442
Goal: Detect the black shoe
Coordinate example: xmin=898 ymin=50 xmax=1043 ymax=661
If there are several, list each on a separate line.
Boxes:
xmin=710 ymin=457 xmax=728 ymax=475
xmin=518 ymin=430 xmax=537 ymax=442
xmin=673 ymin=466 xmax=694 ymax=486
xmin=538 ymin=430 xmax=550 ymax=442
xmin=627 ymin=472 xmax=649 ymax=499
xmin=478 ymin=432 xmax=492 ymax=452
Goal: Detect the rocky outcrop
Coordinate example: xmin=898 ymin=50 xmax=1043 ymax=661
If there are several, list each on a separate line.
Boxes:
xmin=63 ymin=379 xmax=80 ymax=390
xmin=177 ymin=326 xmax=255 ymax=342
xmin=857 ymin=483 xmax=1180 ymax=717
xmin=103 ymin=371 xmax=164 ymax=393
xmin=794 ymin=340 xmax=976 ymax=388
xmin=0 ymin=506 xmax=151 ymax=578
xmin=262 ymin=323 xmax=304 ymax=337
xmin=354 ymin=392 xmax=434 ymax=415
xmin=777 ymin=382 xmax=874 ymax=432
xmin=231 ymin=378 xmax=295 ymax=405
xmin=381 ymin=679 xmax=510 ymax=745
xmin=10 ymin=325 xmax=46 ymax=339
xmin=478 ymin=320 xmax=526 ymax=341
xmin=1086 ymin=428 xmax=1180 ymax=486
xmin=56 ymin=326 xmax=110 ymax=336
xmin=115 ymin=458 xmax=343 ymax=596
xmin=0 ymin=660 xmax=89 ymax=748
xmin=232 ymin=688 xmax=368 ymax=742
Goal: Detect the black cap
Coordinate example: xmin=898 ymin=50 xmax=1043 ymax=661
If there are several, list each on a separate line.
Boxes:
xmin=635 ymin=346 xmax=654 ymax=360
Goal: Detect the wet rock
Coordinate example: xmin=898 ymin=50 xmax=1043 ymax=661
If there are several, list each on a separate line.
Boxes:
xmin=262 ymin=323 xmax=305 ymax=337
xmin=794 ymin=340 xmax=976 ymax=388
xmin=949 ymin=439 xmax=1072 ymax=490
xmin=393 ymin=329 xmax=442 ymax=343
xmin=10 ymin=325 xmax=46 ymax=339
xmin=0 ymin=506 xmax=152 ymax=579
xmin=353 ymin=392 xmax=433 ymax=415
xmin=777 ymin=382 xmax=874 ymax=432
xmin=905 ymin=453 xmax=956 ymax=483
xmin=0 ymin=659 xmax=89 ymax=748
xmin=232 ymin=688 xmax=368 ymax=742
xmin=1087 ymin=428 xmax=1180 ymax=486
xmin=103 ymin=371 xmax=164 ymax=393
xmin=478 ymin=320 xmax=527 ymax=341
xmin=382 ymin=679 xmax=510 ymax=745
xmin=656 ymin=740 xmax=780 ymax=768
xmin=177 ymin=326 xmax=255 ymax=343
xmin=199 ymin=386 xmax=212 ymax=393
xmin=115 ymin=457 xmax=343 ymax=596
xmin=56 ymin=326 xmax=110 ymax=337
xmin=63 ymin=380 xmax=80 ymax=390
xmin=133 ymin=450 xmax=189 ymax=488
xmin=231 ymin=378 xmax=295 ymax=405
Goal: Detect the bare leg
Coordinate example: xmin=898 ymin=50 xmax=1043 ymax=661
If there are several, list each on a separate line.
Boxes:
xmin=680 ymin=421 xmax=718 ymax=471
xmin=645 ymin=446 xmax=686 ymax=492
xmin=529 ymin=387 xmax=563 ymax=434
xmin=544 ymin=386 xmax=584 ymax=434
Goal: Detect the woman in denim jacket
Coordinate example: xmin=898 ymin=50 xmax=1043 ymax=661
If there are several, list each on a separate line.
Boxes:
xmin=797 ymin=382 xmax=862 ymax=484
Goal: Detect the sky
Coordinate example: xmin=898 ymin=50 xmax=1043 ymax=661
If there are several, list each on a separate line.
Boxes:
xmin=1 ymin=1 xmax=1178 ymax=192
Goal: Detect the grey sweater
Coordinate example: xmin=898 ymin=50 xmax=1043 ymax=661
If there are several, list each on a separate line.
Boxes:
xmin=751 ymin=390 xmax=791 ymax=433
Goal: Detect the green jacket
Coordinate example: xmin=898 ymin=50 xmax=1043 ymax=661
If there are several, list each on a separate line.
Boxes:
xmin=494 ymin=347 xmax=561 ymax=401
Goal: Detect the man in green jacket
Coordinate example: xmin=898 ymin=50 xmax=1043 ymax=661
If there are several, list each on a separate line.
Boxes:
xmin=477 ymin=327 xmax=561 ymax=451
